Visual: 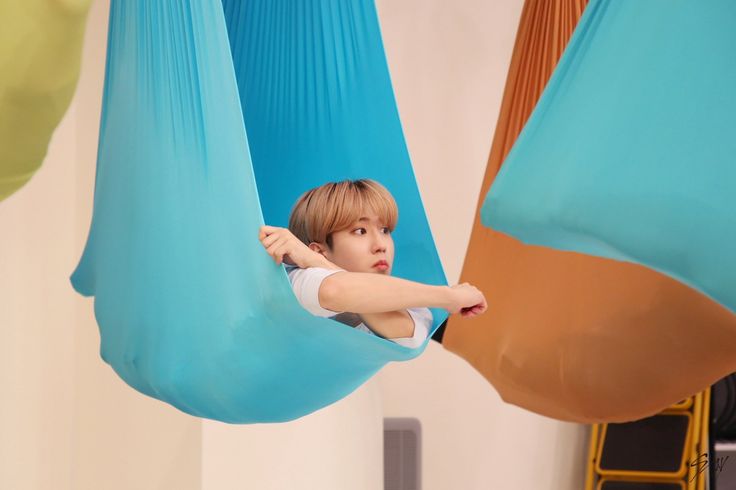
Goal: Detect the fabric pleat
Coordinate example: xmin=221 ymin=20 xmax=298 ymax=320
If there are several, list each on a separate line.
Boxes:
xmin=443 ymin=0 xmax=736 ymax=423
xmin=72 ymin=0 xmax=447 ymax=423
xmin=484 ymin=0 xmax=736 ymax=314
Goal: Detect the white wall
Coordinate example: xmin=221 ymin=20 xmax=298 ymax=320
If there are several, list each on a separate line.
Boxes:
xmin=204 ymin=1 xmax=587 ymax=489
xmin=1 ymin=2 xmax=202 ymax=489
xmin=0 ymin=77 xmax=78 ymax=490
xmin=202 ymin=383 xmax=384 ymax=490
xmin=377 ymin=0 xmax=589 ymax=489
xmin=0 ymin=0 xmax=588 ymax=489
xmin=70 ymin=4 xmax=202 ymax=490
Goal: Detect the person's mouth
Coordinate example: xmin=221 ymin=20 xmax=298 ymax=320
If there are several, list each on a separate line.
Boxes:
xmin=373 ymin=260 xmax=389 ymax=271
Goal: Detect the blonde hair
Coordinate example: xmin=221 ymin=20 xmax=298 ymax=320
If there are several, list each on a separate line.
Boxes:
xmin=288 ymin=179 xmax=398 ymax=248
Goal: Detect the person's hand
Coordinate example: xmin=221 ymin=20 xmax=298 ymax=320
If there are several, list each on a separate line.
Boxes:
xmin=445 ymin=283 xmax=488 ymax=318
xmin=259 ymin=225 xmax=319 ymax=268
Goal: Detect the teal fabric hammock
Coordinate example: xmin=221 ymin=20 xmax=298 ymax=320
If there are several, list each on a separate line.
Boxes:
xmin=72 ymin=0 xmax=447 ymax=423
xmin=482 ymin=0 xmax=736 ymax=314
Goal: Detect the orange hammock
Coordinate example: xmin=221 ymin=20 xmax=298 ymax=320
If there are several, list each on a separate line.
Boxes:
xmin=442 ymin=0 xmax=736 ymax=423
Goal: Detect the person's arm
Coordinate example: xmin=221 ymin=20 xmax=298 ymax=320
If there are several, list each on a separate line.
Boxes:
xmin=259 ymin=225 xmax=487 ymax=320
xmin=360 ymin=310 xmax=415 ymax=340
xmin=319 ymin=272 xmax=486 ymax=317
xmin=260 ymin=225 xmax=342 ymax=270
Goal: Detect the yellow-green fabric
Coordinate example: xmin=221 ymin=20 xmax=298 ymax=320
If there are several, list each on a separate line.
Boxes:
xmin=0 ymin=0 xmax=92 ymax=201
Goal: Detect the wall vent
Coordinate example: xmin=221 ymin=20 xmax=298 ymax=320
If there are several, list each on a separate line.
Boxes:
xmin=715 ymin=441 xmax=736 ymax=490
xmin=384 ymin=417 xmax=421 ymax=490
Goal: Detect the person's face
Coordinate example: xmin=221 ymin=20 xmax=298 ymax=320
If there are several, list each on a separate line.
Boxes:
xmin=313 ymin=214 xmax=394 ymax=274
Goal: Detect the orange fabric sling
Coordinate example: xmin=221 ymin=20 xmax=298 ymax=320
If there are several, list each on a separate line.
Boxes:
xmin=443 ymin=0 xmax=736 ymax=423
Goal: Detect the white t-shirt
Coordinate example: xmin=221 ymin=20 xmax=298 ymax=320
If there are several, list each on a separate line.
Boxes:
xmin=285 ymin=265 xmax=432 ymax=349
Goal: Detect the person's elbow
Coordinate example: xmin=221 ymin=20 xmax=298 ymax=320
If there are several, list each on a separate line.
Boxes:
xmin=399 ymin=317 xmax=415 ymax=338
xmin=383 ymin=316 xmax=415 ymax=340
xmin=318 ymin=276 xmax=343 ymax=311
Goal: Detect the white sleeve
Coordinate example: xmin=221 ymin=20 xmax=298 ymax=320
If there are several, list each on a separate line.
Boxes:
xmin=389 ymin=307 xmax=432 ymax=349
xmin=286 ymin=266 xmax=345 ymax=318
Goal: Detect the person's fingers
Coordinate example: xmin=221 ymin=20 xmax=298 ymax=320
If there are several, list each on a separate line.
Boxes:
xmin=267 ymin=238 xmax=288 ymax=256
xmin=265 ymin=251 xmax=279 ymax=264
xmin=464 ymin=305 xmax=483 ymax=317
xmin=261 ymin=231 xmax=273 ymax=242
xmin=473 ymin=292 xmax=486 ymax=307
xmin=459 ymin=302 xmax=486 ymax=318
xmin=261 ymin=231 xmax=283 ymax=248
xmin=270 ymin=244 xmax=286 ymax=265
xmin=260 ymin=225 xmax=284 ymax=241
xmin=265 ymin=239 xmax=278 ymax=254
xmin=274 ymin=242 xmax=292 ymax=266
xmin=266 ymin=238 xmax=287 ymax=262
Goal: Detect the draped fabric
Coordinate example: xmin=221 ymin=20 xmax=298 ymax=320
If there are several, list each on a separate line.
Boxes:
xmin=484 ymin=0 xmax=736 ymax=314
xmin=72 ymin=0 xmax=447 ymax=423
xmin=0 ymin=0 xmax=92 ymax=201
xmin=443 ymin=0 xmax=736 ymax=423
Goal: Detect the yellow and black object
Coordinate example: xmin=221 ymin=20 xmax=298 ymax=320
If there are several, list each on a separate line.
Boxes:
xmin=585 ymin=389 xmax=712 ymax=490
xmin=597 ymin=480 xmax=685 ymax=490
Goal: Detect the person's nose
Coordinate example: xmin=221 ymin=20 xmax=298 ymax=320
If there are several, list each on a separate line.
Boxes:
xmin=370 ymin=229 xmax=388 ymax=254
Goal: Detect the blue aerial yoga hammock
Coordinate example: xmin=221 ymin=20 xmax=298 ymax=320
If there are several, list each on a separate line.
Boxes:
xmin=482 ymin=0 xmax=736 ymax=314
xmin=72 ymin=0 xmax=447 ymax=423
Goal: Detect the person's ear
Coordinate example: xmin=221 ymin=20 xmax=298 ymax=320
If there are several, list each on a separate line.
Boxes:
xmin=309 ymin=242 xmax=327 ymax=256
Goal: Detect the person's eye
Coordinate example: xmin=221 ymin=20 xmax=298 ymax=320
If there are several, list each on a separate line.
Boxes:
xmin=381 ymin=227 xmax=391 ymax=234
xmin=353 ymin=228 xmax=367 ymax=235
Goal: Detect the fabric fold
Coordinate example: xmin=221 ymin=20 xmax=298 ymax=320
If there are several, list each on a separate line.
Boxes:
xmin=444 ymin=0 xmax=736 ymax=423
xmin=72 ymin=0 xmax=447 ymax=423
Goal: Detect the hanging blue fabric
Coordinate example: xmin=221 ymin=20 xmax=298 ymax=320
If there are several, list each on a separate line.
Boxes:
xmin=482 ymin=0 xmax=736 ymax=314
xmin=72 ymin=0 xmax=447 ymax=423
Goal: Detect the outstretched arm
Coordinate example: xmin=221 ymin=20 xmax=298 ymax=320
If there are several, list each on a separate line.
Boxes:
xmin=259 ymin=225 xmax=487 ymax=324
xmin=321 ymin=272 xmax=449 ymax=314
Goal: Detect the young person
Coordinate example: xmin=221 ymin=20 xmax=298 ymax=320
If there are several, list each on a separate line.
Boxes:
xmin=259 ymin=179 xmax=487 ymax=348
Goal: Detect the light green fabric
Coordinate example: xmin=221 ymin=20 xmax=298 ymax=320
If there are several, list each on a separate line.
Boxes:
xmin=0 ymin=0 xmax=92 ymax=201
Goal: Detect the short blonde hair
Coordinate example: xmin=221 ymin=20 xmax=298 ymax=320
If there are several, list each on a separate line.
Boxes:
xmin=288 ymin=179 xmax=398 ymax=247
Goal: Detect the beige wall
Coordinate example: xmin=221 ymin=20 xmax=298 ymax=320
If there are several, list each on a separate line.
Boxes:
xmin=203 ymin=1 xmax=587 ymax=489
xmin=1 ymin=1 xmax=201 ymax=489
xmin=0 ymin=81 xmax=78 ymax=490
xmin=202 ymin=383 xmax=384 ymax=490
xmin=377 ymin=1 xmax=588 ymax=489
xmin=0 ymin=0 xmax=587 ymax=489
